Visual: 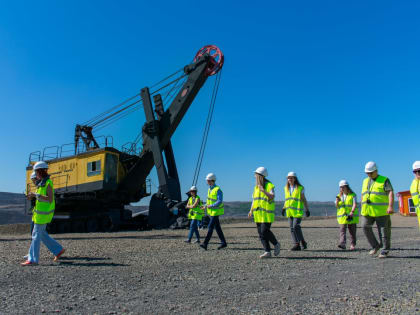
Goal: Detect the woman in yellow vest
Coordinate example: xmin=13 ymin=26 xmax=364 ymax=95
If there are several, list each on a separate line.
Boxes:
xmin=185 ymin=186 xmax=203 ymax=243
xmin=248 ymin=167 xmax=280 ymax=258
xmin=282 ymin=172 xmax=310 ymax=251
xmin=335 ymin=180 xmax=358 ymax=250
xmin=22 ymin=161 xmax=65 ymax=266
xmin=410 ymin=161 xmax=420 ymax=230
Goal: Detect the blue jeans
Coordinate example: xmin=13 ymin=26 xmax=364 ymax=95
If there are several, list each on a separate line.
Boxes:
xmin=204 ymin=216 xmax=227 ymax=246
xmin=187 ymin=219 xmax=200 ymax=241
xmin=28 ymin=224 xmax=63 ymax=263
xmin=288 ymin=217 xmax=304 ymax=243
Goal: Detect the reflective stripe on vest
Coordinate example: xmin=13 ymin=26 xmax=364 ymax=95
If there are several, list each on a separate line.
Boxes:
xmin=361 ymin=191 xmax=388 ymax=196
xmin=361 ymin=175 xmax=389 ymax=217
xmin=33 ymin=179 xmax=55 ymax=224
xmin=410 ymin=179 xmax=420 ymax=230
xmin=252 ymin=181 xmax=275 ymax=223
xmin=284 ymin=185 xmax=304 ymax=218
xmin=207 ymin=186 xmax=224 ymax=216
xmin=188 ymin=195 xmax=204 ymax=220
xmin=336 ymin=193 xmax=359 ymax=224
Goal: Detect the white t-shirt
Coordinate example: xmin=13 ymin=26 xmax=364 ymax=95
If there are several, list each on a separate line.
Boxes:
xmin=290 ymin=185 xmax=304 ymax=194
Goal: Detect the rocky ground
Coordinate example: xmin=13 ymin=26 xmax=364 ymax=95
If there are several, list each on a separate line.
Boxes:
xmin=0 ymin=215 xmax=419 ymax=314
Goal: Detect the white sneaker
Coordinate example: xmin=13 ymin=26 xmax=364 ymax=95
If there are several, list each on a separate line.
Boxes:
xmin=274 ymin=243 xmax=280 ymax=256
xmin=259 ymin=252 xmax=271 ymax=259
xmin=369 ymin=247 xmax=380 ymax=256
xmin=378 ymin=250 xmax=389 ymax=258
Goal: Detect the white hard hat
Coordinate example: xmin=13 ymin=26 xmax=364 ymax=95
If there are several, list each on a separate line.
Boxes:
xmin=30 ymin=172 xmax=37 ymax=179
xmin=189 ymin=186 xmax=198 ymax=191
xmin=413 ymin=161 xmax=420 ymax=171
xmin=364 ymin=161 xmax=377 ymax=173
xmin=206 ymin=173 xmax=216 ymax=181
xmin=339 ymin=180 xmax=349 ymax=187
xmin=287 ymin=171 xmax=297 ymax=177
xmin=33 ymin=161 xmax=48 ymax=170
xmin=254 ymin=166 xmax=268 ymax=177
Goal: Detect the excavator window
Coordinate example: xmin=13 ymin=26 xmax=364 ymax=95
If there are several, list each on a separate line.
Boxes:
xmin=104 ymin=153 xmax=118 ymax=185
xmin=87 ymin=160 xmax=101 ymax=176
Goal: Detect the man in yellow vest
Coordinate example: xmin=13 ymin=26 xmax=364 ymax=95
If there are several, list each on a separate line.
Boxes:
xmin=361 ymin=161 xmax=394 ymax=258
xmin=410 ymin=161 xmax=420 ymax=230
xmin=22 ymin=161 xmax=65 ymax=265
xmin=199 ymin=173 xmax=227 ymax=250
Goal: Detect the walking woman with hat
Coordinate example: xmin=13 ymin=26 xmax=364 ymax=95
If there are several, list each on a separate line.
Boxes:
xmin=22 ymin=161 xmax=65 ymax=265
xmin=185 ymin=186 xmax=203 ymax=244
xmin=282 ymin=172 xmax=310 ymax=251
xmin=335 ymin=180 xmax=358 ymax=250
xmin=248 ymin=167 xmax=280 ymax=258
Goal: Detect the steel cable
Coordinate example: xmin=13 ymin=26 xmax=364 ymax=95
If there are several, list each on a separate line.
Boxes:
xmin=83 ymin=93 xmax=140 ymax=126
xmin=192 ymin=69 xmax=222 ymax=186
xmin=82 ymin=68 xmax=184 ymax=127
xmin=94 ymin=104 xmax=142 ymax=133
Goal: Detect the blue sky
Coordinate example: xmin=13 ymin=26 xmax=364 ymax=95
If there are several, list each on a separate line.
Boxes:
xmin=0 ymin=1 xmax=419 ymax=203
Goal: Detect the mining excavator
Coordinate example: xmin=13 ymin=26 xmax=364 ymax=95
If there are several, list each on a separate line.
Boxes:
xmin=24 ymin=45 xmax=224 ymax=233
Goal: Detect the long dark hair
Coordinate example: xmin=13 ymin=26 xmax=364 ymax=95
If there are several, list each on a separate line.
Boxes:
xmin=342 ymin=185 xmax=354 ymax=194
xmin=37 ymin=169 xmax=49 ymax=179
xmin=286 ymin=177 xmax=303 ymax=191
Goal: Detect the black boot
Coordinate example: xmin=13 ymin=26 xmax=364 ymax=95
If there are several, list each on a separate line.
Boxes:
xmin=200 ymin=244 xmax=207 ymax=251
xmin=291 ymin=243 xmax=301 ymax=251
xmin=301 ymin=240 xmax=307 ymax=250
xmin=217 ymin=243 xmax=227 ymax=250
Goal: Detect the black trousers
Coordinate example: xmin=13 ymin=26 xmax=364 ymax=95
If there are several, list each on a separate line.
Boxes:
xmin=257 ymin=223 xmax=278 ymax=252
xmin=204 ymin=216 xmax=227 ymax=246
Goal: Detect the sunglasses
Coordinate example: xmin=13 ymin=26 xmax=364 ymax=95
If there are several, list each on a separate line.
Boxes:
xmin=414 ymin=170 xmax=420 ymax=174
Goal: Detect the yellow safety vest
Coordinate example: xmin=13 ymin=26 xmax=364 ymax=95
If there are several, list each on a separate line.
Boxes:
xmin=410 ymin=179 xmax=420 ymax=230
xmin=336 ymin=193 xmax=359 ymax=225
xmin=32 ymin=179 xmax=55 ymax=224
xmin=206 ymin=186 xmax=224 ymax=216
xmin=361 ymin=175 xmax=389 ymax=217
xmin=284 ymin=185 xmax=304 ymax=218
xmin=252 ymin=181 xmax=275 ymax=223
xmin=187 ymin=195 xmax=204 ymax=221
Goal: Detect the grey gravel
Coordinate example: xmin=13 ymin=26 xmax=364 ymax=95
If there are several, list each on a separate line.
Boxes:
xmin=0 ymin=215 xmax=419 ymax=314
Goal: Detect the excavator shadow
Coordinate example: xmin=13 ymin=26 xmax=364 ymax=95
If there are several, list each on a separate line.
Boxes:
xmin=386 ymin=256 xmax=420 ymax=259
xmin=305 ymin=249 xmax=365 ymax=253
xmin=59 ymin=256 xmax=111 ymax=261
xmin=280 ymin=256 xmax=355 ymax=260
xmin=228 ymin=247 xmax=267 ymax=251
xmin=56 ymin=261 xmax=129 ymax=267
xmin=54 ymin=234 xmax=184 ymax=241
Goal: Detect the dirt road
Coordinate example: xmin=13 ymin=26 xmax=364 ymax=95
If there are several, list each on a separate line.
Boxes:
xmin=0 ymin=215 xmax=419 ymax=314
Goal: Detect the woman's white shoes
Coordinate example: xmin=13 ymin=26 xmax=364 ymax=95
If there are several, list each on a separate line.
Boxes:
xmin=259 ymin=252 xmax=271 ymax=258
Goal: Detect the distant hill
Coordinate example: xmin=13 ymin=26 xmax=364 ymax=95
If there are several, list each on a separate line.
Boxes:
xmin=223 ymin=201 xmax=337 ymax=217
xmin=0 ymin=192 xmax=26 ymax=205
xmin=0 ymin=192 xmax=29 ymax=225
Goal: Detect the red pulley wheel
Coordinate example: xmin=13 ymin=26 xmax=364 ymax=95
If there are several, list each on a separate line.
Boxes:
xmin=194 ymin=45 xmax=224 ymax=76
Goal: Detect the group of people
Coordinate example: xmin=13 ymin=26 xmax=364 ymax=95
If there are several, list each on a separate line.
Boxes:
xmin=184 ymin=173 xmax=227 ymax=250
xmin=20 ymin=159 xmax=420 ymax=265
xmin=185 ymin=161 xmax=420 ymax=259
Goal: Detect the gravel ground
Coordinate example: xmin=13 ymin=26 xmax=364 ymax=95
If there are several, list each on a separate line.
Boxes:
xmin=0 ymin=215 xmax=419 ymax=314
